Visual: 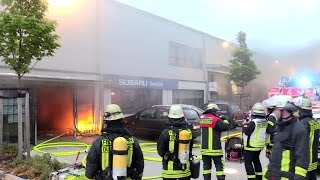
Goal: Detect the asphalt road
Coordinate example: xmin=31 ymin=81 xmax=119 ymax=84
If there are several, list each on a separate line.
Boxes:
xmin=34 ymin=128 xmax=320 ymax=180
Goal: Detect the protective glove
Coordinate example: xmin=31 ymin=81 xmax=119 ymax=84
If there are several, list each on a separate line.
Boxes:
xmin=266 ymin=147 xmax=272 ymax=159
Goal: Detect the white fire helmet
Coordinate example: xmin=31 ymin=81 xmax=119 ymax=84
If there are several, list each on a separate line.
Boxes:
xmin=293 ymin=96 xmax=312 ymax=110
xmin=104 ymin=104 xmax=124 ymax=121
xmin=267 ymin=95 xmax=297 ymax=112
xmin=206 ymin=103 xmax=220 ymax=111
xmin=251 ymin=102 xmax=264 ymax=116
xmin=168 ymin=105 xmax=184 ymax=119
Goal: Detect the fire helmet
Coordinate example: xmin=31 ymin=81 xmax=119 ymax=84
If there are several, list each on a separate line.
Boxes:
xmin=206 ymin=103 xmax=220 ymax=111
xmin=293 ymin=96 xmax=312 ymax=110
xmin=251 ymin=102 xmax=265 ymax=116
xmin=267 ymin=95 xmax=298 ymax=112
xmin=168 ymin=105 xmax=184 ymax=119
xmin=104 ymin=104 xmax=124 ymax=121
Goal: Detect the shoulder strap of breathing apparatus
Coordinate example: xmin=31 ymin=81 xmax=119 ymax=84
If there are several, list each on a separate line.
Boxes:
xmin=168 ymin=126 xmax=192 ymax=156
xmin=101 ymin=135 xmax=135 ymax=171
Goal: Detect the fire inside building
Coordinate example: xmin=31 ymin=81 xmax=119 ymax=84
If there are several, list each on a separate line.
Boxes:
xmin=0 ymin=79 xmax=101 ymax=145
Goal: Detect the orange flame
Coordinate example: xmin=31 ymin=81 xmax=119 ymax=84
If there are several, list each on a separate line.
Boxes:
xmin=77 ymin=108 xmax=99 ymax=134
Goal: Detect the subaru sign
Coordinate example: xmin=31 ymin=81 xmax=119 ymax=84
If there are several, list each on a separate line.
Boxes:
xmin=103 ymin=74 xmax=178 ymax=89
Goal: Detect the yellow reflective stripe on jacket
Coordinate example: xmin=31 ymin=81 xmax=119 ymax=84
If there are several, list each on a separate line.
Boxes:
xmin=243 ymin=145 xmax=263 ymax=151
xmin=162 ymin=161 xmax=191 ymax=178
xmin=101 ymin=139 xmax=110 ymax=170
xmin=281 ymin=150 xmax=290 ymax=173
xmin=247 ymin=175 xmax=256 ymax=179
xmin=200 ymin=149 xmax=223 ymax=156
xmin=308 ymin=119 xmax=320 ymax=171
xmin=203 ymin=169 xmax=211 ymax=175
xmin=308 ymin=162 xmax=318 ymax=171
xmin=295 ymin=166 xmax=307 ymax=177
xmin=168 ymin=130 xmax=175 ymax=153
xmin=216 ymin=171 xmax=225 ymax=176
xmin=208 ymin=128 xmax=213 ymax=150
xmin=268 ymin=120 xmax=274 ymax=126
xmin=199 ymin=119 xmax=213 ymax=124
xmin=168 ymin=129 xmax=192 ymax=154
xmin=251 ymin=122 xmax=267 ymax=148
xmin=127 ymin=137 xmax=134 ymax=167
xmin=309 ymin=129 xmax=314 ymax=171
xmin=223 ymin=120 xmax=229 ymax=124
xmin=101 ymin=138 xmax=134 ymax=171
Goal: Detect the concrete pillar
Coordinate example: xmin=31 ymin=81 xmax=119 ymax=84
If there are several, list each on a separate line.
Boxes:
xmin=104 ymin=88 xmax=112 ymax=108
xmin=24 ymin=93 xmax=30 ymax=157
xmin=17 ymin=97 xmax=23 ymax=158
xmin=162 ymin=90 xmax=172 ymax=105
xmin=94 ymin=84 xmax=102 ymax=132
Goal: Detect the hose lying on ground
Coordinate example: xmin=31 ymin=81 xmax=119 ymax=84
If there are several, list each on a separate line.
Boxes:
xmin=33 ymin=132 xmax=242 ymax=179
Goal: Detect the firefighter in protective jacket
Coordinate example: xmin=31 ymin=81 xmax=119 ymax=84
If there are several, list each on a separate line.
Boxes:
xmin=85 ymin=104 xmax=144 ymax=180
xmin=262 ymin=98 xmax=277 ymax=159
xmin=199 ymin=103 xmax=229 ymax=180
xmin=263 ymin=95 xmax=309 ymax=180
xmin=157 ymin=105 xmax=193 ymax=180
xmin=243 ymin=102 xmax=268 ymax=180
xmin=293 ymin=96 xmax=320 ymax=180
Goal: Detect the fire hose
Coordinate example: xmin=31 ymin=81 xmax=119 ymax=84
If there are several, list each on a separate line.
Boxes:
xmin=33 ymin=132 xmax=242 ymax=179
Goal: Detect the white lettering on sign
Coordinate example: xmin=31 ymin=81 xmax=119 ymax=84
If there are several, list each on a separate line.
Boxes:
xmin=118 ymin=79 xmax=148 ymax=87
xmin=149 ymin=81 xmax=163 ymax=87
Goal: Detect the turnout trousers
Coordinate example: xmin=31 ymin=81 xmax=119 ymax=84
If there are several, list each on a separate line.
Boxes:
xmin=202 ymin=155 xmax=225 ymax=180
xmin=243 ymin=150 xmax=263 ymax=180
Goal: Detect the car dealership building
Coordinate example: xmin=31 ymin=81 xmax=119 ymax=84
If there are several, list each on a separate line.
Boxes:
xmin=0 ymin=0 xmax=272 ymax=143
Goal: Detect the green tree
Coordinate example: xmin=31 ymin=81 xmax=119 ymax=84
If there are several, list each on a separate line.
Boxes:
xmin=228 ymin=31 xmax=260 ymax=107
xmin=0 ymin=0 xmax=60 ymax=158
xmin=0 ymin=0 xmax=60 ymax=86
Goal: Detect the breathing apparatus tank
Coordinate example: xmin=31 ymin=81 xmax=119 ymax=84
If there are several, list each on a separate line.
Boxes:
xmin=178 ymin=130 xmax=191 ymax=171
xmin=112 ymin=137 xmax=128 ymax=180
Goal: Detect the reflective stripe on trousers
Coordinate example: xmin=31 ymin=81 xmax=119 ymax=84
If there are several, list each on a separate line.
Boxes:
xmin=162 ymin=161 xmax=191 ymax=178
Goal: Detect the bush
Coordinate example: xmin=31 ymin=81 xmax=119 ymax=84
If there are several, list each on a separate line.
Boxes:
xmin=11 ymin=153 xmax=67 ymax=179
xmin=2 ymin=143 xmax=17 ymax=154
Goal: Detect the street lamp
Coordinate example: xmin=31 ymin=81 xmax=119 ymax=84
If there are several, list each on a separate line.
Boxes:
xmin=222 ymin=41 xmax=229 ymax=48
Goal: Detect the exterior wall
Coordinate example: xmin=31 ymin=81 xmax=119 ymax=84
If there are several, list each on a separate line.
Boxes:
xmin=39 ymin=0 xmax=100 ymax=74
xmin=100 ymin=1 xmax=205 ymax=82
xmin=204 ymin=36 xmax=235 ymax=66
xmin=0 ymin=0 xmax=101 ymax=79
xmin=162 ymin=90 xmax=173 ymax=105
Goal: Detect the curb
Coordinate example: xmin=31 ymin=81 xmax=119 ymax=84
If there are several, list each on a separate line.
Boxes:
xmin=0 ymin=170 xmax=26 ymax=180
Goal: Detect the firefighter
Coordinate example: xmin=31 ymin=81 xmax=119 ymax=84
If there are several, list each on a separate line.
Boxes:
xmin=242 ymin=102 xmax=268 ymax=180
xmin=262 ymin=98 xmax=277 ymax=159
xmin=263 ymin=95 xmax=309 ymax=180
xmin=157 ymin=105 xmax=193 ymax=180
xmin=293 ymin=96 xmax=320 ymax=180
xmin=199 ymin=103 xmax=230 ymax=180
xmin=85 ymin=104 xmax=144 ymax=180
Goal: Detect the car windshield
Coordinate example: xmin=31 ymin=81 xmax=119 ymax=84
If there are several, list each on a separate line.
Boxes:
xmin=231 ymin=105 xmax=240 ymax=113
xmin=183 ymin=110 xmax=199 ymax=121
xmin=216 ymin=104 xmax=228 ymax=114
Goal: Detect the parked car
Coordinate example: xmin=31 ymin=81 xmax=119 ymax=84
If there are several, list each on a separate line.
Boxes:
xmin=202 ymin=101 xmax=245 ymax=129
xmin=123 ymin=104 xmax=202 ymax=139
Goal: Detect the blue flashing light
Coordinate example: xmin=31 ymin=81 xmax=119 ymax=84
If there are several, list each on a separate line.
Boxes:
xmin=298 ymin=76 xmax=311 ymax=88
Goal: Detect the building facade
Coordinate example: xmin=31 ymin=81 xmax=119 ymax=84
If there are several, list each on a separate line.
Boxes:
xmin=0 ymin=0 xmax=264 ymax=143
